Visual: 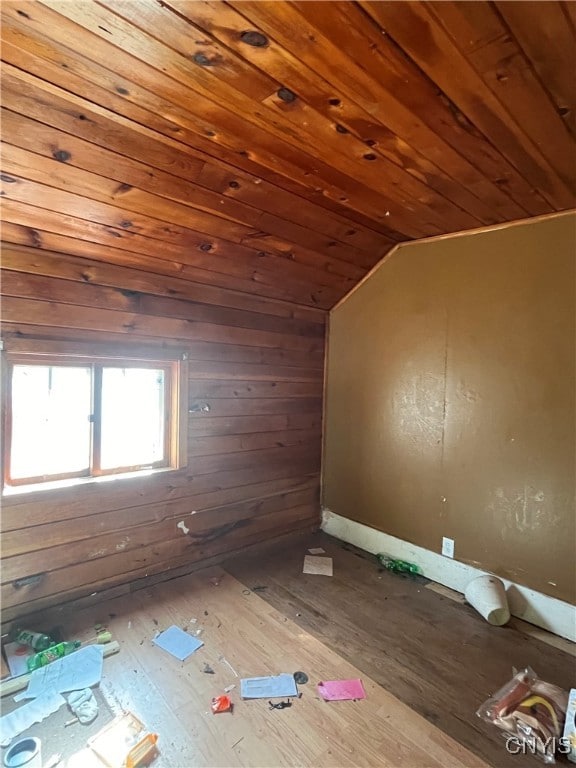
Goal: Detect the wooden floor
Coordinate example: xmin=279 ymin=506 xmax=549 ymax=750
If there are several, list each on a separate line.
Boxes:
xmin=17 ymin=531 xmax=574 ymax=767
xmin=226 ymin=532 xmax=575 ymax=767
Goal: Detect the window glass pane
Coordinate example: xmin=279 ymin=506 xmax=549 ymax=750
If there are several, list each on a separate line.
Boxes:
xmin=100 ymin=367 xmax=166 ymax=470
xmin=10 ymin=365 xmax=92 ymax=480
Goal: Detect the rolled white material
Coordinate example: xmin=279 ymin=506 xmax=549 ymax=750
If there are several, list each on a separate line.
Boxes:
xmin=465 ymin=575 xmax=511 ymax=626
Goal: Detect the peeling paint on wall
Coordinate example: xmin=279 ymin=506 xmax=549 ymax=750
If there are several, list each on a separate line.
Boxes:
xmin=488 ymin=486 xmax=558 ymax=537
xmin=393 ymin=374 xmax=444 ymax=447
xmin=89 ymin=548 xmax=107 ymax=559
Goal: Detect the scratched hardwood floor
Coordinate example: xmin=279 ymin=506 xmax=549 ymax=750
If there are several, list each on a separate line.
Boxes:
xmin=17 ymin=531 xmax=573 ymax=768
xmin=225 ymin=531 xmax=575 ymax=768
xmin=41 ymin=562 xmax=488 ymax=768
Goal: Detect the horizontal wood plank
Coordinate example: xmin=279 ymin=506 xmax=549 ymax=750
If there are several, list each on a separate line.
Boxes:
xmin=1 ymin=503 xmax=318 ymax=613
xmin=0 ymin=40 xmax=407 ymax=238
xmin=426 ymin=1 xmax=574 ymax=189
xmin=187 ymin=379 xmax=323 ymax=399
xmin=1 ymin=176 xmax=355 ymax=295
xmin=2 ymin=461 xmax=321 ymax=526
xmin=494 ymin=1 xmax=576 ymax=138
xmin=358 ymin=0 xmax=575 ymax=209
xmin=186 ymin=428 xmax=321 ymax=457
xmin=1 ymin=487 xmax=319 ymax=585
xmin=2 ymin=141 xmax=368 ymax=283
xmin=1 ymin=198 xmax=340 ymax=307
xmin=1 ymin=297 xmax=324 ymax=358
xmin=0 ymin=120 xmax=380 ymax=267
xmin=1 ymin=268 xmax=325 ymax=339
xmin=189 ymin=413 xmax=322 ymax=437
xmin=2 ymin=327 xmax=323 ymax=377
xmin=0 ymin=264 xmax=324 ymax=621
xmin=0 ymin=241 xmax=326 ymax=323
xmin=231 ymin=0 xmax=544 ymax=219
xmin=2 ymin=476 xmax=320 ymax=558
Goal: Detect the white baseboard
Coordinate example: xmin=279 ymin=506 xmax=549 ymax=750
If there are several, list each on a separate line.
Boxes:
xmin=322 ymin=509 xmax=576 ymax=643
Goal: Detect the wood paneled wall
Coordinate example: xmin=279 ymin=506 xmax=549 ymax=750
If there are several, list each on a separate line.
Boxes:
xmin=0 ymin=243 xmax=324 ymax=625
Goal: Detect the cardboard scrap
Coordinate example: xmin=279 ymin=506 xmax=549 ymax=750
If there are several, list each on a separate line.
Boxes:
xmin=303 ymin=555 xmax=333 ymax=576
xmin=4 ymin=642 xmax=33 ymax=678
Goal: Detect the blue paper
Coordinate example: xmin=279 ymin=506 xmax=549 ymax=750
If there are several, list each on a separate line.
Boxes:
xmin=240 ymin=673 xmax=298 ymax=699
xmin=152 ymin=625 xmax=203 ymax=661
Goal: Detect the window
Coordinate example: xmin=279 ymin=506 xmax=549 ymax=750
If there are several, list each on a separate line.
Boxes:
xmin=3 ymin=347 xmax=187 ymax=490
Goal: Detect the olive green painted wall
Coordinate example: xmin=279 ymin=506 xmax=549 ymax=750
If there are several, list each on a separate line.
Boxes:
xmin=324 ymin=213 xmax=576 ymax=603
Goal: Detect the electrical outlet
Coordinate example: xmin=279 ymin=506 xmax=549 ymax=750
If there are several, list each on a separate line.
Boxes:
xmin=442 ymin=536 xmax=455 ymax=558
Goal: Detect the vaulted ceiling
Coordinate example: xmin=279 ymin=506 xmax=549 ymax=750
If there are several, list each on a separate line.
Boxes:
xmin=2 ymin=1 xmax=575 ymax=309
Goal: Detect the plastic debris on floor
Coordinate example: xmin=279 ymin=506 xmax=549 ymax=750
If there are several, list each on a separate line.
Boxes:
xmin=476 ymin=666 xmax=569 ymax=763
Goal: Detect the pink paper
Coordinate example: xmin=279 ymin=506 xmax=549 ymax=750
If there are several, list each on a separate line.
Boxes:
xmin=317 ymin=679 xmax=366 ymax=701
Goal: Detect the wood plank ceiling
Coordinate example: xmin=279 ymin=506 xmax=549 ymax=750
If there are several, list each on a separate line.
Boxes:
xmin=1 ymin=0 xmax=575 ymax=310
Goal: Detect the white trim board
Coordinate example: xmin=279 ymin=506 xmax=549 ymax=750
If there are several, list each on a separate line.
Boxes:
xmin=322 ymin=509 xmax=576 ymax=643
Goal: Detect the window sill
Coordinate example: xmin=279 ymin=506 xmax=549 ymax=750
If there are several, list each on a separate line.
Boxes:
xmin=2 ymin=466 xmax=178 ymax=497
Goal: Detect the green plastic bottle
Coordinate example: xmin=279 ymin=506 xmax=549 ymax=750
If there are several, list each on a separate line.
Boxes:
xmin=377 ymin=554 xmax=421 ymax=576
xmin=15 ymin=629 xmax=54 ymax=652
xmin=26 ymin=640 xmax=81 ymax=671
